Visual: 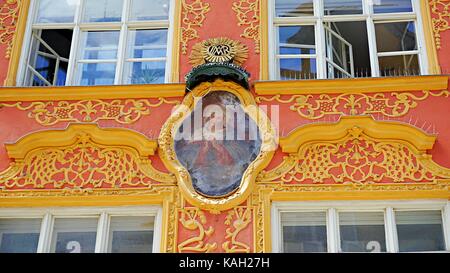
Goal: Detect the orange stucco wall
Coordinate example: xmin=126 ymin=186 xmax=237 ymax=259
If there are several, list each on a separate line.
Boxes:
xmin=0 ymin=0 xmax=449 ymax=253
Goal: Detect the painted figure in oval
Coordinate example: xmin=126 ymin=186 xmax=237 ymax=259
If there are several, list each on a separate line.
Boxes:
xmin=174 ymin=91 xmax=262 ymax=197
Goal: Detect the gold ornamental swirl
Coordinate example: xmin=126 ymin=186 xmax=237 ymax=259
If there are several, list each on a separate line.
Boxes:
xmin=0 ymin=98 xmax=180 ymax=126
xmin=181 ymin=0 xmax=210 ymax=54
xmin=222 ymin=207 xmax=252 ymax=253
xmin=0 ymin=0 xmax=20 ymax=58
xmin=0 ymin=133 xmax=175 ymax=190
xmin=257 ymin=126 xmax=450 ymax=184
xmin=256 ymin=90 xmax=450 ymax=119
xmin=232 ymin=0 xmax=260 ymax=53
xmin=178 ymin=208 xmax=217 ymax=253
xmin=430 ymin=0 xmax=450 ymax=49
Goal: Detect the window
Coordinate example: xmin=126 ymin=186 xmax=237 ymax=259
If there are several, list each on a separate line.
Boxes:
xmin=0 ymin=219 xmax=41 ymax=253
xmin=0 ymin=206 xmax=161 ymax=253
xmin=20 ymin=0 xmax=173 ymax=86
xmin=270 ymin=0 xmax=428 ymax=80
xmin=272 ymin=201 xmax=450 ymax=253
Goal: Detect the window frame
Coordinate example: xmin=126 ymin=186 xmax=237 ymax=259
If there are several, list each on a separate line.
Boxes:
xmin=0 ymin=206 xmax=162 ymax=253
xmin=272 ymin=200 xmax=450 ymax=253
xmin=268 ymin=0 xmax=430 ymax=80
xmin=16 ymin=0 xmax=176 ymax=86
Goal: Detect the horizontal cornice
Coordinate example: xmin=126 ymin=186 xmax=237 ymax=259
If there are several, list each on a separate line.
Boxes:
xmin=0 ymin=83 xmax=186 ymax=101
xmin=254 ymin=75 xmax=449 ymax=95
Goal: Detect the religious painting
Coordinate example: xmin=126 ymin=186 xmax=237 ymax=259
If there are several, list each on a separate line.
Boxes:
xmin=174 ymin=91 xmax=262 ymax=197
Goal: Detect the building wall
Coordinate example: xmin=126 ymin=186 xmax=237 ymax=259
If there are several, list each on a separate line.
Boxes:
xmin=0 ymin=0 xmax=449 ymax=253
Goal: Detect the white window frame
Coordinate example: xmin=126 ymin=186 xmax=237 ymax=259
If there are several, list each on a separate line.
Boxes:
xmin=0 ymin=205 xmax=162 ymax=253
xmin=272 ymin=199 xmax=450 ymax=253
xmin=268 ymin=0 xmax=429 ymax=80
xmin=16 ymin=0 xmax=176 ymax=86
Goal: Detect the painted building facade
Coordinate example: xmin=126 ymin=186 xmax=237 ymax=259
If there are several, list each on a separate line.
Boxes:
xmin=0 ymin=0 xmax=449 ymax=253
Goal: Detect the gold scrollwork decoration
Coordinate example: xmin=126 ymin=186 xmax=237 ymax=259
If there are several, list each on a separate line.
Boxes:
xmin=0 ymin=0 xmax=20 ymax=59
xmin=258 ymin=116 xmax=450 ymax=185
xmin=223 ymin=207 xmax=252 ymax=253
xmin=256 ymin=90 xmax=450 ymax=120
xmin=430 ymin=0 xmax=450 ymax=49
xmin=0 ymin=124 xmax=175 ymax=191
xmin=232 ymin=0 xmax=260 ymax=53
xmin=0 ymin=98 xmax=180 ymax=126
xmin=178 ymin=208 xmax=217 ymax=253
xmin=181 ymin=0 xmax=211 ymax=55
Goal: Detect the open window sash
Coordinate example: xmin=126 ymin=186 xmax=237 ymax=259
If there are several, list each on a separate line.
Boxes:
xmin=324 ymin=24 xmax=354 ymax=79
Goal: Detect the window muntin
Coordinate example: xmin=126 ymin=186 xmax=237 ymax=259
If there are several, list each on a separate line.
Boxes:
xmin=274 ymin=202 xmax=450 ymax=253
xmin=0 ymin=207 xmax=160 ymax=253
xmin=0 ymin=218 xmax=41 ymax=253
xmin=271 ymin=0 xmax=426 ymax=80
xmin=23 ymin=0 xmax=173 ymax=86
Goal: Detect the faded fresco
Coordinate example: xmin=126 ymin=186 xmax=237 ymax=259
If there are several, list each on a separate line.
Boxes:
xmin=175 ymin=91 xmax=261 ymax=197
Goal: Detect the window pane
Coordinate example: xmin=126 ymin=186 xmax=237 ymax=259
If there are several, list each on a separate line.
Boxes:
xmin=324 ymin=0 xmax=363 ymax=15
xmin=108 ymin=216 xmax=154 ymax=253
xmin=379 ymin=54 xmax=419 ymax=76
xmin=127 ymin=29 xmax=168 ymax=59
xmin=51 ymin=218 xmax=98 ymax=253
xmin=278 ymin=26 xmax=315 ymax=55
xmin=80 ymin=31 xmax=120 ymax=60
xmin=339 ymin=212 xmax=386 ymax=252
xmin=373 ymin=0 xmax=413 ymax=14
xmin=83 ymin=0 xmax=123 ymax=22
xmin=28 ymin=29 xmax=72 ymax=86
xmin=281 ymin=212 xmax=327 ymax=252
xmin=396 ymin=211 xmax=446 ymax=252
xmin=124 ymin=61 xmax=166 ymax=84
xmin=279 ymin=58 xmax=317 ymax=80
xmin=325 ymin=21 xmax=371 ymax=78
xmin=375 ymin=22 xmax=417 ymax=52
xmin=0 ymin=219 xmax=41 ymax=253
xmin=36 ymin=0 xmax=78 ymax=23
xmin=130 ymin=0 xmax=170 ymax=21
xmin=275 ymin=0 xmax=314 ymax=17
xmin=78 ymin=62 xmax=117 ymax=86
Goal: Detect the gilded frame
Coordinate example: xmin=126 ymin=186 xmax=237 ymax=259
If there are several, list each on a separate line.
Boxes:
xmin=158 ymin=79 xmax=277 ymax=212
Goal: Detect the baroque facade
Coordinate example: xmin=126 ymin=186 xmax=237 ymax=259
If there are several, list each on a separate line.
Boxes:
xmin=0 ymin=0 xmax=449 ymax=253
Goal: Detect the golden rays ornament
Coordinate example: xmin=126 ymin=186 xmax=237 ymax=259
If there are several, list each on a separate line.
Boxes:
xmin=189 ymin=37 xmax=249 ymax=66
